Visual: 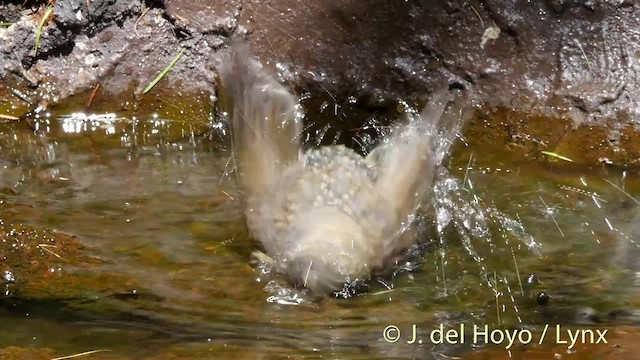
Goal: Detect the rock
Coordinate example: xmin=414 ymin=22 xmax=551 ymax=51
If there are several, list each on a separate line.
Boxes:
xmin=3 ymin=1 xmax=640 ymax=164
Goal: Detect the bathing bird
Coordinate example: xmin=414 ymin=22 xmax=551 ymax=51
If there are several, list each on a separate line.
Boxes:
xmin=217 ymin=40 xmax=459 ymax=296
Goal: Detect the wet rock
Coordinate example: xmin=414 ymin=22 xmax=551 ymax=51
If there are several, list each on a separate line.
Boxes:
xmin=163 ymin=0 xmax=240 ymax=36
xmin=233 ymin=0 xmax=640 ymax=161
xmin=0 ymin=0 xmax=223 ymax=106
xmin=3 ymin=1 xmax=640 ymax=164
xmin=0 ymin=219 xmax=141 ymax=302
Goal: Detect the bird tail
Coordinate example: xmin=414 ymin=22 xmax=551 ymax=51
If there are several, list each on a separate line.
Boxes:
xmin=216 ymin=40 xmax=303 ymax=196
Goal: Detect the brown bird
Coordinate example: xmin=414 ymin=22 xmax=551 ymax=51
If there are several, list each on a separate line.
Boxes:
xmin=217 ymin=41 xmax=459 ymax=296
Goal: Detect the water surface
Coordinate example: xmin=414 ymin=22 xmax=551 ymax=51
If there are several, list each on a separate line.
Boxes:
xmin=0 ymin=94 xmax=639 ymax=359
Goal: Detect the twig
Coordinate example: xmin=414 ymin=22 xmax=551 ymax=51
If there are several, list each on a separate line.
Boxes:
xmin=575 ymin=39 xmax=592 ymax=71
xmin=220 ymin=190 xmax=234 ymax=200
xmin=134 ymin=6 xmax=151 ymax=36
xmin=38 ymin=244 xmax=62 ymax=259
xmin=468 ymin=4 xmax=484 ymax=28
xmin=51 ymin=349 xmax=112 ymax=360
xmin=86 ymin=83 xmax=100 ymax=108
xmin=0 ymin=114 xmax=20 ymax=121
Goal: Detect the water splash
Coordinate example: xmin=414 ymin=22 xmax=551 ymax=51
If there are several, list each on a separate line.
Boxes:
xmin=265 ymin=280 xmax=305 ymax=305
xmin=429 ymin=95 xmax=542 ymax=294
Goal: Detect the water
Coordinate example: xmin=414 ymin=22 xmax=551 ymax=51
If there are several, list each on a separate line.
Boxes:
xmin=1 ymin=91 xmax=640 ymax=359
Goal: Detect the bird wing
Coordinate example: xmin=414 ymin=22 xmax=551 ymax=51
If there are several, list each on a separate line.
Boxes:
xmin=217 ymin=39 xmax=303 ymax=196
xmin=366 ymin=87 xmax=452 ymax=254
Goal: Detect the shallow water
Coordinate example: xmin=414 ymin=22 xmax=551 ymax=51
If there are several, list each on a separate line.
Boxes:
xmin=1 ymin=93 xmax=640 ymax=359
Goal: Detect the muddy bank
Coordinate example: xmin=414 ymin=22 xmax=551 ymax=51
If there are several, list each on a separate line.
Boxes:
xmin=3 ymin=0 xmax=640 ymax=164
xmin=0 ymin=0 xmax=227 ymax=109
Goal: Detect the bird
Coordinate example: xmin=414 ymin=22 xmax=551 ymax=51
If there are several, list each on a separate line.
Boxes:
xmin=217 ymin=40 xmax=459 ymax=296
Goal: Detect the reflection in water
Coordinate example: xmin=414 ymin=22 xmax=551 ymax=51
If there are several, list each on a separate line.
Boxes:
xmin=58 ymin=113 xmax=120 ymax=135
xmin=0 ymin=103 xmax=639 ymax=358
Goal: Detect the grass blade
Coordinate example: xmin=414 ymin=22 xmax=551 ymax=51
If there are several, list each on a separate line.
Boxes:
xmin=541 ymin=150 xmax=573 ymax=163
xmin=143 ymin=47 xmax=186 ymax=94
xmin=1 ymin=22 xmax=12 ymax=27
xmin=34 ymin=6 xmax=54 ymax=57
